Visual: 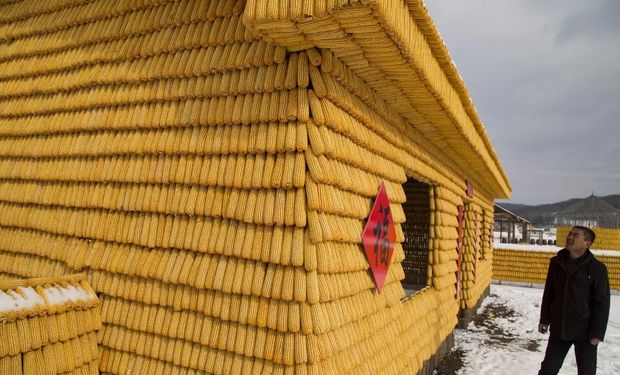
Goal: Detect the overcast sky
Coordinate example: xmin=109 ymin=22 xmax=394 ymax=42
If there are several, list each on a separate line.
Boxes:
xmin=425 ymin=0 xmax=620 ymax=205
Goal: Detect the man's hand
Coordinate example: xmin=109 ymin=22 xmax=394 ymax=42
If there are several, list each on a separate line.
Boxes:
xmin=590 ymin=338 xmax=602 ymax=346
xmin=538 ymin=324 xmax=548 ymax=334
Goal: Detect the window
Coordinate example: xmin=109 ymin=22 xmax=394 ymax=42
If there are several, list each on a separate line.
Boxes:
xmin=400 ymin=178 xmax=431 ymax=292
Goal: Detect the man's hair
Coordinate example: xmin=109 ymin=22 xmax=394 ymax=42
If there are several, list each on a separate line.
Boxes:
xmin=572 ymin=226 xmax=596 ymax=244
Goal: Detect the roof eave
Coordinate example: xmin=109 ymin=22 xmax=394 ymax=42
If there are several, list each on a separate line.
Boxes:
xmin=244 ymin=0 xmax=512 ymax=199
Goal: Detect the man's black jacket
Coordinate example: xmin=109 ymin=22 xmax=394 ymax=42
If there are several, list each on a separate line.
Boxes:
xmin=539 ymin=249 xmax=610 ymax=341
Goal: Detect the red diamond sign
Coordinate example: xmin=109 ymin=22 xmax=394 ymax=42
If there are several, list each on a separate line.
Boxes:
xmin=362 ymin=181 xmax=396 ymax=293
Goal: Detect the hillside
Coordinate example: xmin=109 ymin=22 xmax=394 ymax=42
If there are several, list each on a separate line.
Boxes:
xmin=498 ymin=194 xmax=620 ymax=227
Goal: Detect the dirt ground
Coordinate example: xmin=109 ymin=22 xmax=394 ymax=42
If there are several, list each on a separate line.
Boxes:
xmin=433 ymin=294 xmax=540 ymax=374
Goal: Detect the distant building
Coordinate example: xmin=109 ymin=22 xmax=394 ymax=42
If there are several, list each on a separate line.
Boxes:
xmin=553 ymin=194 xmax=620 ymax=229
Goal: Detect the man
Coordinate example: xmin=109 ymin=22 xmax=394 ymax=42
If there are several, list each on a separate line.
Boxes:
xmin=538 ymin=226 xmax=610 ymax=375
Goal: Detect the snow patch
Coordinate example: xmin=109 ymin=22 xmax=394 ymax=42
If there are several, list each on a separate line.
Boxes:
xmin=1 ymin=282 xmax=95 ymax=314
xmin=0 ymin=287 xmax=45 ymax=313
xmin=452 ymin=284 xmax=620 ymax=374
xmin=42 ymin=283 xmax=95 ymax=306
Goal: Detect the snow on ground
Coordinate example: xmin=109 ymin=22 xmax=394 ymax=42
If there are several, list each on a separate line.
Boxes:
xmin=451 ymin=284 xmax=620 ymax=374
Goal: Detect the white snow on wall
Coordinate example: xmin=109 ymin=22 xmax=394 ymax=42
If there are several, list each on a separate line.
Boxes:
xmin=0 ymin=282 xmax=96 ymax=314
xmin=42 ymin=283 xmax=96 ymax=306
xmin=0 ymin=287 xmax=45 ymax=313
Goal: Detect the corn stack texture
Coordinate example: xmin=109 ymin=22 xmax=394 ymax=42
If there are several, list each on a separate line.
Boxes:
xmin=557 ymin=226 xmax=620 ymax=251
xmin=459 ymin=202 xmax=493 ymax=309
xmin=493 ymin=248 xmax=620 ymax=290
xmin=0 ymin=0 xmax=509 ymax=373
xmin=244 ymin=0 xmax=511 ymax=201
xmin=0 ymin=274 xmax=101 ymax=375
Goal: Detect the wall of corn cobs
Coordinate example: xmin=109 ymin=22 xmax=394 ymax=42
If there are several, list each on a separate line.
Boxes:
xmin=459 ymin=202 xmax=493 ymax=309
xmin=557 ymin=226 xmax=620 ymax=251
xmin=0 ymin=274 xmax=101 ymax=374
xmin=493 ymin=248 xmax=620 ymax=291
xmin=0 ymin=0 xmax=500 ymax=373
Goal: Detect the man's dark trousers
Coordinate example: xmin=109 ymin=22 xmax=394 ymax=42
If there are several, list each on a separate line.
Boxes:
xmin=539 ymin=335 xmax=597 ymax=375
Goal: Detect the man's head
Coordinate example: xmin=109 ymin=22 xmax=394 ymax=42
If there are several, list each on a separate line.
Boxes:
xmin=566 ymin=226 xmax=595 ymax=253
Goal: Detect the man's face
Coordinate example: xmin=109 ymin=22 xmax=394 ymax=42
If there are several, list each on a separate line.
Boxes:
xmin=566 ymin=228 xmax=591 ymax=252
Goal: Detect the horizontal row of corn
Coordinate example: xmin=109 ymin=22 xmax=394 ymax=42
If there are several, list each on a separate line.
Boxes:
xmin=557 ymin=226 xmax=620 ymax=251
xmin=493 ymin=248 xmax=620 ymax=290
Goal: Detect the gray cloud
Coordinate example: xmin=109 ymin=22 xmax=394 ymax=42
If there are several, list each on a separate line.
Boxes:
xmin=554 ymin=0 xmax=620 ymax=44
xmin=425 ymin=0 xmax=620 ymax=204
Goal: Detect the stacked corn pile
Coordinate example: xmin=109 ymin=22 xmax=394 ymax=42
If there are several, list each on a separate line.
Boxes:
xmin=494 ymin=248 xmax=620 ymax=290
xmin=481 ymin=209 xmax=494 ymax=260
xmin=557 ymin=226 xmax=620 ymax=251
xmin=428 ymin=187 xmax=460 ymax=292
xmin=237 ymin=1 xmax=465 ymax=371
xmin=298 ymin=44 xmax=428 ymax=373
xmin=461 ymin=205 xmax=480 ymax=283
xmin=493 ymin=249 xmax=552 ymax=284
xmin=428 ymin=186 xmax=461 ymax=337
xmin=600 ymin=255 xmax=620 ymax=290
xmin=476 ymin=207 xmax=494 ymax=288
xmin=0 ymin=274 xmax=101 ymax=374
xmin=460 ymin=202 xmax=493 ymax=309
xmin=243 ymin=3 xmax=505 ymax=366
xmin=398 ymin=288 xmax=446 ymax=373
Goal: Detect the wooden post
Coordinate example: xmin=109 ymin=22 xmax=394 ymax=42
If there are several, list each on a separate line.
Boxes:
xmin=507 ymin=221 xmax=511 ymax=242
xmin=500 ymin=221 xmax=503 ymax=241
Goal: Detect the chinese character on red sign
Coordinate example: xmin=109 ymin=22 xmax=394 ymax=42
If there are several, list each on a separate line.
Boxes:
xmin=362 ymin=181 xmax=396 ymax=293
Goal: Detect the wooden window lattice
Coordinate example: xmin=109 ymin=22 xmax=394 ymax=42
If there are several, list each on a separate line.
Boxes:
xmin=400 ymin=178 xmax=430 ymax=288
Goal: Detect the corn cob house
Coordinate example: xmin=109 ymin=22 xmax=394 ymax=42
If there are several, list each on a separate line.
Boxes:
xmin=0 ymin=0 xmax=511 ymax=373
